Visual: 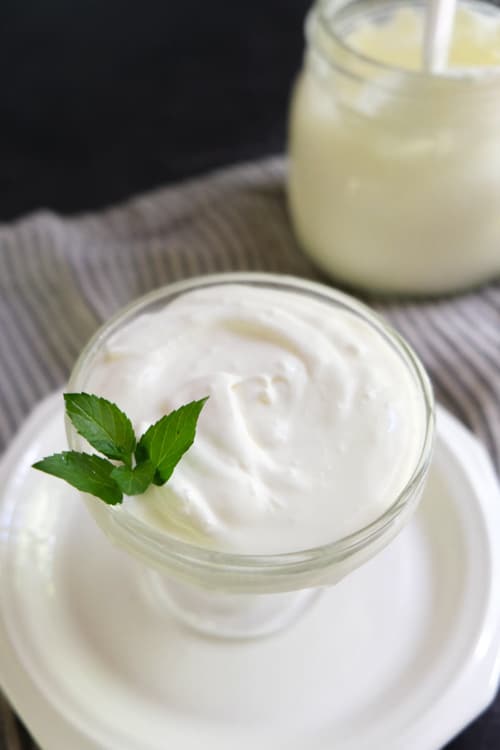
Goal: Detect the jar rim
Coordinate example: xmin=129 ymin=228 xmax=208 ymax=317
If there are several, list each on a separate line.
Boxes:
xmin=67 ymin=272 xmax=435 ymax=578
xmin=310 ymin=0 xmax=500 ymax=89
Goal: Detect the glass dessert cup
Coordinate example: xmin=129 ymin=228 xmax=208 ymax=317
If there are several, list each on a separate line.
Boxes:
xmin=66 ymin=273 xmax=435 ymax=639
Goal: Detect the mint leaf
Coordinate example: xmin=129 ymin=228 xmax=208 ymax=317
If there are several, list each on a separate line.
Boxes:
xmin=33 ymin=452 xmax=123 ymax=505
xmin=136 ymin=397 xmax=208 ymax=486
xmin=111 ymin=461 xmax=155 ymax=495
xmin=33 ymin=393 xmax=208 ymax=506
xmin=64 ymin=393 xmax=136 ymax=467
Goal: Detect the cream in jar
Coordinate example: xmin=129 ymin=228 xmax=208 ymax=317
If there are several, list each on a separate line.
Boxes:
xmin=288 ymin=0 xmax=500 ymax=294
xmin=84 ymin=284 xmax=426 ymax=554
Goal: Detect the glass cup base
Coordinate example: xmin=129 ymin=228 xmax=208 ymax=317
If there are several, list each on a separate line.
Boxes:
xmin=144 ymin=570 xmax=323 ymax=639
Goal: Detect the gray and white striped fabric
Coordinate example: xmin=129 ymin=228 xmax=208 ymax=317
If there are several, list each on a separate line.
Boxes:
xmin=0 ymin=156 xmax=499 ymax=747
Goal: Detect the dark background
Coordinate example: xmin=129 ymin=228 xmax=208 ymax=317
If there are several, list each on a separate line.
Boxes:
xmin=1 ymin=0 xmax=307 ymax=221
xmin=1 ymin=1 xmax=499 ymax=748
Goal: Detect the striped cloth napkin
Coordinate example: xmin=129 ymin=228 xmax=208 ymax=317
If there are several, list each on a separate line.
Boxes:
xmin=0 ymin=157 xmax=499 ymax=748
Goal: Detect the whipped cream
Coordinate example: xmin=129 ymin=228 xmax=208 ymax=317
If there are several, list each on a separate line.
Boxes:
xmin=84 ymin=285 xmax=426 ymax=554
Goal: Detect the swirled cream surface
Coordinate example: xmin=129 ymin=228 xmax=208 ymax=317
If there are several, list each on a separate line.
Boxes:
xmin=84 ymin=285 xmax=426 ymax=554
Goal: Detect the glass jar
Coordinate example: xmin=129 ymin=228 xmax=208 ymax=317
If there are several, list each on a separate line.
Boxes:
xmin=67 ymin=273 xmax=434 ymax=638
xmin=288 ymin=0 xmax=500 ymax=295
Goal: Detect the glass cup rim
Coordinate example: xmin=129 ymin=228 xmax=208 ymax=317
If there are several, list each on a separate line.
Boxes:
xmin=67 ymin=272 xmax=435 ymax=574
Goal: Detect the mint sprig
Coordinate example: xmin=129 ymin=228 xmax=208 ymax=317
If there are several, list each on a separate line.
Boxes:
xmin=32 ymin=393 xmax=208 ymax=505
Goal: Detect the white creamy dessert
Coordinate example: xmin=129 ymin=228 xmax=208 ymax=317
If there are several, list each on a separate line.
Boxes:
xmin=288 ymin=0 xmax=500 ymax=294
xmin=84 ymin=284 xmax=426 ymax=554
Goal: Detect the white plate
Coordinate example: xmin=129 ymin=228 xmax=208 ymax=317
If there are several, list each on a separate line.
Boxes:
xmin=0 ymin=393 xmax=500 ymax=750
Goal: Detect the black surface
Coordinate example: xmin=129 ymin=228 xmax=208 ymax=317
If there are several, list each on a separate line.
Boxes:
xmin=0 ymin=0 xmax=307 ymax=220
xmin=1 ymin=2 xmax=499 ymax=748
